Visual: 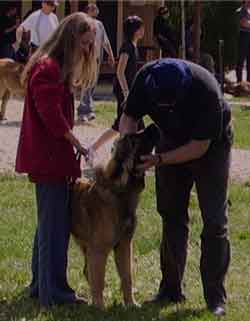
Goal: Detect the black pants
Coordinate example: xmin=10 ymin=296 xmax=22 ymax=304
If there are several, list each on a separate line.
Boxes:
xmin=155 ymin=140 xmax=231 ymax=308
xmin=236 ymin=31 xmax=250 ymax=82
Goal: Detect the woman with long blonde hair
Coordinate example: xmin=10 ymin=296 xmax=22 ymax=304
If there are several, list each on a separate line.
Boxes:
xmin=16 ymin=12 xmax=97 ymax=308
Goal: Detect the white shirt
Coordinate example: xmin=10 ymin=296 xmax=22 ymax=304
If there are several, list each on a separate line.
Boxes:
xmin=94 ymin=19 xmax=110 ymax=60
xmin=21 ymin=9 xmax=59 ymax=46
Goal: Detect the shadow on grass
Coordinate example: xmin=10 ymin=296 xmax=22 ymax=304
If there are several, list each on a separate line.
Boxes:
xmin=0 ymin=292 xmax=40 ymax=321
xmin=0 ymin=291 xmax=208 ymax=321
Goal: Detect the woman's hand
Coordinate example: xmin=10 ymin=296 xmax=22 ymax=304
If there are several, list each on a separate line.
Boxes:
xmin=64 ymin=130 xmax=88 ymax=159
xmin=76 ymin=145 xmax=88 ymax=157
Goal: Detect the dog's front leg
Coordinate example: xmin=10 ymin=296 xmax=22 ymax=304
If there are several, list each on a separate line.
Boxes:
xmin=114 ymin=239 xmax=139 ymax=307
xmin=87 ymin=248 xmax=108 ymax=309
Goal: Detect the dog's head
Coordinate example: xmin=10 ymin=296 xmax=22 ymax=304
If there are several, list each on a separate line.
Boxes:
xmin=105 ymin=124 xmax=160 ymax=187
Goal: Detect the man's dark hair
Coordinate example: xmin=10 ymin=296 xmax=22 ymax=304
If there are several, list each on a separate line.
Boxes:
xmin=158 ymin=6 xmax=169 ymax=16
xmin=123 ymin=16 xmax=144 ymax=42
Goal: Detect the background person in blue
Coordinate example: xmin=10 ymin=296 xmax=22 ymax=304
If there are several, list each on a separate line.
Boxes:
xmin=119 ymin=59 xmax=233 ymax=317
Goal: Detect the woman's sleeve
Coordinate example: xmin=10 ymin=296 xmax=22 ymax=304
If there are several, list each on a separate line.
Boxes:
xmin=30 ymin=64 xmax=70 ymax=138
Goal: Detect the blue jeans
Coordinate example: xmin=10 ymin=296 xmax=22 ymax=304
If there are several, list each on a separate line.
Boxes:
xmin=78 ymin=86 xmax=95 ymax=116
xmin=30 ymin=183 xmax=76 ymax=307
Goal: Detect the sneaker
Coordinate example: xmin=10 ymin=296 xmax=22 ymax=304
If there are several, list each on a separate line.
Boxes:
xmin=78 ymin=115 xmax=88 ymax=123
xmin=87 ymin=112 xmax=96 ymax=121
xmin=208 ymin=304 xmax=226 ymax=317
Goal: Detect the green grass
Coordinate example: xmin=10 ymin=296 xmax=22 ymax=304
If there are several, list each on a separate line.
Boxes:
xmin=94 ymin=101 xmax=117 ymax=127
xmin=232 ymin=107 xmax=250 ymax=149
xmin=0 ymin=175 xmax=250 ymax=321
xmin=94 ymin=100 xmax=250 ymax=149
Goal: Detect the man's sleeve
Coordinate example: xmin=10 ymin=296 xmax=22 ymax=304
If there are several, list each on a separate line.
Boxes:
xmin=54 ymin=14 xmax=59 ymax=27
xmin=21 ymin=13 xmax=35 ymax=31
xmin=30 ymin=64 xmax=70 ymax=139
xmin=191 ymin=95 xmax=223 ymax=141
xmin=123 ymin=71 xmax=150 ymax=120
xmin=101 ymin=22 xmax=111 ymax=47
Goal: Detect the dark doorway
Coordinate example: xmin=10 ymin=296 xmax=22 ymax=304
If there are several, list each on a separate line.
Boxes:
xmin=96 ymin=0 xmax=118 ymax=57
xmin=0 ymin=1 xmax=21 ymax=17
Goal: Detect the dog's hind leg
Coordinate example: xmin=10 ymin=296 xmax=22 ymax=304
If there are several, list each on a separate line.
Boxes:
xmin=0 ymin=90 xmax=10 ymax=120
xmin=87 ymin=248 xmax=109 ymax=309
xmin=114 ymin=239 xmax=138 ymax=306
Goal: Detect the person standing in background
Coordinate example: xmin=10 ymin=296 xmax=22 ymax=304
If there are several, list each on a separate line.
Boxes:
xmin=0 ymin=5 xmax=19 ymax=59
xmin=153 ymin=6 xmax=178 ymax=58
xmin=15 ymin=1 xmax=59 ymax=55
xmin=88 ymin=16 xmax=144 ymax=158
xmin=236 ymin=1 xmax=250 ymax=82
xmin=77 ymin=3 xmax=115 ymax=123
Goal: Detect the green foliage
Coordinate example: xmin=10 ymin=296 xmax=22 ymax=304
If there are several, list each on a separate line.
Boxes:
xmin=231 ymin=105 xmax=250 ymax=149
xmin=166 ymin=1 xmax=240 ymax=68
xmin=201 ymin=1 xmax=239 ymax=69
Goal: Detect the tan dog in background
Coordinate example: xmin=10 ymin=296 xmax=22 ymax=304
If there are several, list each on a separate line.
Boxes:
xmin=0 ymin=59 xmax=26 ymax=121
xmin=71 ymin=124 xmax=159 ymax=309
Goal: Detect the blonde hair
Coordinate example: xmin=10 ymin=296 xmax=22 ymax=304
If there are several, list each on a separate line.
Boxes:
xmin=22 ymin=12 xmax=97 ymax=89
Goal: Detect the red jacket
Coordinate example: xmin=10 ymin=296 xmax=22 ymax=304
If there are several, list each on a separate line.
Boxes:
xmin=15 ymin=57 xmax=81 ymax=182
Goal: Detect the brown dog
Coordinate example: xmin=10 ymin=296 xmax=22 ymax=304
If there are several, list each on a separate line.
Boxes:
xmin=71 ymin=124 xmax=159 ymax=309
xmin=0 ymin=58 xmax=25 ymax=121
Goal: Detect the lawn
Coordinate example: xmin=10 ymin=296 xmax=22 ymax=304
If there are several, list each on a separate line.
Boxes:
xmin=231 ymin=106 xmax=250 ymax=149
xmin=0 ymin=98 xmax=250 ymax=320
xmin=0 ymin=175 xmax=250 ymax=321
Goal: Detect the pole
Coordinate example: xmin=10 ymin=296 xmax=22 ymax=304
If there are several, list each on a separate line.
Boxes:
xmin=181 ymin=0 xmax=186 ymax=59
xmin=219 ymin=39 xmax=224 ymax=93
xmin=193 ymin=0 xmax=201 ymax=63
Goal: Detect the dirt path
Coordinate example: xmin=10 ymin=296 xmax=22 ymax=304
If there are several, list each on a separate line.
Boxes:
xmin=1 ymin=99 xmax=250 ymax=183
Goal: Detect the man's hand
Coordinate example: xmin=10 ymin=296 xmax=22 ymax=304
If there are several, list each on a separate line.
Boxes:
xmin=108 ymin=55 xmax=115 ymax=68
xmin=137 ymin=139 xmax=211 ymax=170
xmin=137 ymin=154 xmax=161 ymax=171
